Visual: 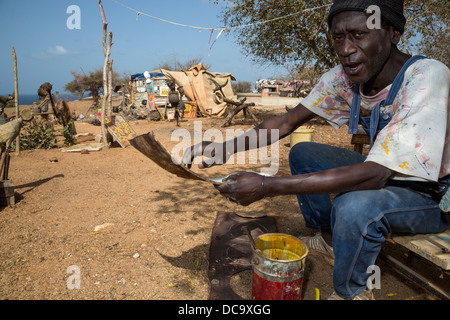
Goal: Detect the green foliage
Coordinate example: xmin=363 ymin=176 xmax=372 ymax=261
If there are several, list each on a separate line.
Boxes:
xmin=5 ymin=100 xmax=15 ymax=109
xmin=213 ymin=0 xmax=450 ymax=70
xmin=403 ymin=0 xmax=450 ymax=67
xmin=16 ymin=122 xmax=56 ymax=150
xmin=62 ymin=120 xmax=77 ymax=147
xmin=214 ymin=0 xmax=337 ymax=70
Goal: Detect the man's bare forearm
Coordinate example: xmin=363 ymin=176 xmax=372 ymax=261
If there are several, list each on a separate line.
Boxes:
xmin=227 ymin=104 xmax=316 ymax=151
xmin=263 ymin=161 xmax=394 ymax=196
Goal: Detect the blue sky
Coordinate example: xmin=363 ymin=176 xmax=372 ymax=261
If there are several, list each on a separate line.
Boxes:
xmin=0 ymin=0 xmax=283 ymax=95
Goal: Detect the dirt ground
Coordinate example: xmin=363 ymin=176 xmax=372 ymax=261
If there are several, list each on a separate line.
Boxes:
xmin=0 ymin=99 xmax=448 ymax=301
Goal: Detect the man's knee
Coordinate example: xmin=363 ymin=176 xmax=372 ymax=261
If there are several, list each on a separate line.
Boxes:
xmin=289 ymin=142 xmax=317 ymax=163
xmin=332 ymin=190 xmax=392 ymax=240
xmin=332 ymin=191 xmax=383 ymax=232
xmin=289 ymin=142 xmax=324 ymax=175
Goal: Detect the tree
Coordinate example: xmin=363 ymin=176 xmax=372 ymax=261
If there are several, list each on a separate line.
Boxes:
xmin=213 ymin=0 xmax=336 ymax=70
xmin=64 ymin=68 xmax=120 ymax=106
xmin=403 ymin=0 xmax=449 ymax=67
xmin=232 ymin=81 xmax=252 ymax=93
xmin=213 ymin=0 xmax=450 ymax=70
xmin=64 ymin=71 xmax=86 ymax=100
xmin=156 ymin=56 xmax=212 ymax=71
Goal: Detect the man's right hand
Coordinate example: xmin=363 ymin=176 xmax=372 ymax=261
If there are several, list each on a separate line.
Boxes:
xmin=181 ymin=141 xmax=230 ymax=169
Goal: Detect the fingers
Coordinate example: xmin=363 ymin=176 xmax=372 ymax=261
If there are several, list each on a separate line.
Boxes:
xmin=215 ymin=175 xmax=237 ymax=199
xmin=215 ymin=173 xmax=252 ymax=206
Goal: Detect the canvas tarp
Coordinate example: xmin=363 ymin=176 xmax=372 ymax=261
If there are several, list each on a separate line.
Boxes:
xmin=161 ymin=63 xmax=236 ymax=117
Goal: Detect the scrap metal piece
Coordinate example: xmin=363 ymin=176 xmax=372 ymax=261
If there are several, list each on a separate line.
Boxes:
xmin=208 ymin=211 xmax=277 ymax=300
xmin=235 ymin=211 xmax=267 ymax=219
xmin=129 ymin=132 xmax=210 ymax=182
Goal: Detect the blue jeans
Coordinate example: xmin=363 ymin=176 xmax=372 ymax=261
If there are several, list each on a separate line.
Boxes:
xmin=289 ymin=142 xmax=450 ymax=299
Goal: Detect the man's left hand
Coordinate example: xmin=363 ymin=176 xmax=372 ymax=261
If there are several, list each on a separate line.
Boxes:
xmin=215 ymin=172 xmax=266 ymax=206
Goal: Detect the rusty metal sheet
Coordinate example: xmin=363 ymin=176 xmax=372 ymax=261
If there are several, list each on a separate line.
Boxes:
xmin=208 ymin=211 xmax=277 ymax=300
xmin=129 ymin=132 xmax=210 ymax=182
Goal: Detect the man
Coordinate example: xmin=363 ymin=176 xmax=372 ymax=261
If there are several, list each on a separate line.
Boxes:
xmin=182 ymin=0 xmax=449 ymax=300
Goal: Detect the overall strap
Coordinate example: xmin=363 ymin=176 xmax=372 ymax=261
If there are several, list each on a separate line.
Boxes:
xmin=348 ymin=55 xmax=427 ymax=135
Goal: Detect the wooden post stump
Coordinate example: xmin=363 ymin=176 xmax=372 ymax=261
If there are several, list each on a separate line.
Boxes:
xmin=0 ymin=180 xmax=15 ymax=206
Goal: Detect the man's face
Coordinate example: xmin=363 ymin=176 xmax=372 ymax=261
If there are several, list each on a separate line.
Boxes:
xmin=331 ymin=11 xmax=393 ymax=84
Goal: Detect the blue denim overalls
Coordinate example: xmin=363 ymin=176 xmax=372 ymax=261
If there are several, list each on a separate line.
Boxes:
xmin=348 ymin=54 xmax=449 ymax=200
xmin=348 ymin=55 xmax=427 ymax=147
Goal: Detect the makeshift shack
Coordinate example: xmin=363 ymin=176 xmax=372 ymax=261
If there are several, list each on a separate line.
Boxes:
xmin=129 ymin=71 xmax=169 ymax=108
xmin=161 ymin=63 xmax=236 ymax=117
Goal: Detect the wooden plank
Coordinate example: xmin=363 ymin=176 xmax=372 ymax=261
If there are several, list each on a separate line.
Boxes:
xmin=104 ymin=114 xmax=137 ymax=148
xmin=351 ymin=133 xmax=371 ymax=153
xmin=60 ymin=142 xmax=104 ymax=153
xmin=351 ymin=133 xmax=371 ymax=145
xmin=183 ymin=101 xmax=197 ymax=118
xmin=392 ymin=228 xmax=450 ymax=270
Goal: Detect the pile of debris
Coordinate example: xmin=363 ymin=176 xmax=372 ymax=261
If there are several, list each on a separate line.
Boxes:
xmin=121 ymin=64 xmax=240 ymax=122
xmin=255 ymin=79 xmax=312 ymax=98
xmin=110 ymin=64 xmax=259 ymax=127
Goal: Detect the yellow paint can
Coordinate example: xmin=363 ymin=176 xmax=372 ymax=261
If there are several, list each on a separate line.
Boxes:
xmin=290 ymin=127 xmax=314 ymax=147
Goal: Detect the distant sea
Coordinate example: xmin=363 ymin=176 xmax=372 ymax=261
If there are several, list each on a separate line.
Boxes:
xmin=0 ymin=93 xmax=79 ymax=105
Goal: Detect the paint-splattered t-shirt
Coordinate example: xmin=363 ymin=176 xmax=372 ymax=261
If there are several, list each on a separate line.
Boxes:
xmin=301 ymin=57 xmax=449 ymax=182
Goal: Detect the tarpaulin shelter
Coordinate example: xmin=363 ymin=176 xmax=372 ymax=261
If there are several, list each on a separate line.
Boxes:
xmin=130 ymin=72 xmax=165 ymax=80
xmin=161 ymin=63 xmax=236 ymax=117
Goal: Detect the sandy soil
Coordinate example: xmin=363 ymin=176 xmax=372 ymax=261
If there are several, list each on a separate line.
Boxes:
xmin=0 ymin=99 xmax=448 ymax=300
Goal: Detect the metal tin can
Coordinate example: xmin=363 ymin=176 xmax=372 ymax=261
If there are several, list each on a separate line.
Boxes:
xmin=252 ymin=233 xmax=308 ymax=300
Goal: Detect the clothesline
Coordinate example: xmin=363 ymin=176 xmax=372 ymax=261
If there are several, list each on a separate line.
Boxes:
xmin=109 ymin=0 xmax=332 ymax=31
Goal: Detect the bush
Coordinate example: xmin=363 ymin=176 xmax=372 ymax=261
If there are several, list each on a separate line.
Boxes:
xmin=17 ymin=122 xmax=57 ymax=150
xmin=62 ymin=120 xmax=77 ymax=147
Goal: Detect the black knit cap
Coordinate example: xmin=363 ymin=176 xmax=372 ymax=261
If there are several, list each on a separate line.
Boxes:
xmin=327 ymin=0 xmax=406 ymax=34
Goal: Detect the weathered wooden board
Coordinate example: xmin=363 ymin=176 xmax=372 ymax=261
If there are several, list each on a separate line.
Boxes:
xmin=183 ymin=101 xmax=197 ymax=118
xmin=105 ymin=114 xmax=137 ymax=148
xmin=60 ymin=142 xmax=104 ymax=153
xmin=392 ymin=228 xmax=450 ymax=270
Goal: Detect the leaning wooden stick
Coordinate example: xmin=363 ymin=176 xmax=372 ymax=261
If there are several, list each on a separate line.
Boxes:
xmin=12 ymin=47 xmax=19 ymax=154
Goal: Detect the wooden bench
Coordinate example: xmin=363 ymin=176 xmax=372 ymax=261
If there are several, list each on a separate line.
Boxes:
xmin=351 ymin=126 xmax=371 ymax=153
xmin=351 ymin=129 xmax=450 ymax=299
xmin=392 ymin=229 xmax=449 ymax=271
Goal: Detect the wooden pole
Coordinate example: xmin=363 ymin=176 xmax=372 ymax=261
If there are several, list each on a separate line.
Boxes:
xmin=99 ymin=0 xmax=113 ymax=148
xmin=101 ymin=23 xmax=109 ymax=149
xmin=107 ymin=59 xmax=113 ymax=117
xmin=12 ymin=47 xmax=20 ymax=154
